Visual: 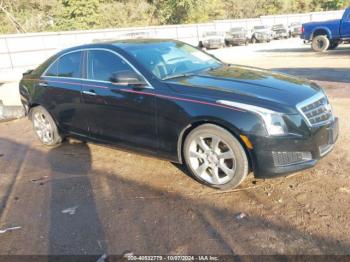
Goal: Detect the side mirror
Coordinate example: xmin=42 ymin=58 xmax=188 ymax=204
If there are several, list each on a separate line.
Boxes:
xmin=23 ymin=69 xmax=34 ymax=76
xmin=111 ymin=71 xmax=146 ymax=87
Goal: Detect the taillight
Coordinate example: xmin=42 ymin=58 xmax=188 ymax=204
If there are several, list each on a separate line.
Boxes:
xmin=301 ymin=26 xmax=304 ymax=33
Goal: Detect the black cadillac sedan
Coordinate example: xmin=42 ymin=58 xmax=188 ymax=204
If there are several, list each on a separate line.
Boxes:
xmin=19 ymin=39 xmax=339 ymax=189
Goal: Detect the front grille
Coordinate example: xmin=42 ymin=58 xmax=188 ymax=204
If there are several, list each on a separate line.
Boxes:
xmin=209 ymin=39 xmax=220 ymax=44
xmin=297 ymin=93 xmax=333 ymax=127
xmin=272 ymin=151 xmax=312 ymax=167
xmin=232 ymin=34 xmax=244 ymax=39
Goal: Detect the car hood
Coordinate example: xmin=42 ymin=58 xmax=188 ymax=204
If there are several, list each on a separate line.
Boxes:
xmin=254 ymin=29 xmax=270 ymax=33
xmin=165 ymin=65 xmax=322 ymax=113
xmin=203 ymin=36 xmax=223 ymax=40
xmin=273 ymin=28 xmax=287 ymax=32
xmin=229 ymin=31 xmax=245 ymax=35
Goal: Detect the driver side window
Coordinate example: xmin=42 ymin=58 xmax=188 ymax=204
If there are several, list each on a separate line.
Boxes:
xmin=87 ymin=50 xmax=135 ymax=82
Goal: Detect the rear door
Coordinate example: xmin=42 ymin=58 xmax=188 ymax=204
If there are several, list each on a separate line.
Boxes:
xmin=340 ymin=11 xmax=350 ymax=38
xmin=80 ymin=49 xmax=158 ymax=152
xmin=40 ymin=50 xmax=88 ymax=135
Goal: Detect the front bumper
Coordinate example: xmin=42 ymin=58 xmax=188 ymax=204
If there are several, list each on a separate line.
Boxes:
xmin=226 ymin=37 xmax=247 ymax=45
xmin=249 ymin=117 xmax=339 ymax=178
xmin=203 ymin=41 xmax=223 ymax=49
xmin=255 ymin=35 xmax=271 ymax=42
xmin=274 ymin=32 xmax=288 ymax=38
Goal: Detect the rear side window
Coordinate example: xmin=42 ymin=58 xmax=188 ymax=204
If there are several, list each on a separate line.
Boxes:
xmin=45 ymin=60 xmax=58 ymax=77
xmin=44 ymin=51 xmax=82 ymax=78
xmin=87 ymin=50 xmax=134 ymax=82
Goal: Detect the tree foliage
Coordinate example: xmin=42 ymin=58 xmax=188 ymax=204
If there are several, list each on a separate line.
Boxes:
xmin=0 ymin=0 xmax=349 ymax=33
xmin=54 ymin=0 xmax=101 ymax=30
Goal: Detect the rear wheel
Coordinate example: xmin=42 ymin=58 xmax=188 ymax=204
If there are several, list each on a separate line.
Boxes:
xmin=183 ymin=124 xmax=249 ymax=189
xmin=311 ymin=35 xmax=330 ymax=52
xmin=30 ymin=106 xmax=62 ymax=146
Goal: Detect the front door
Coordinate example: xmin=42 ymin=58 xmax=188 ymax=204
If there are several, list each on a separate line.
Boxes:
xmin=340 ymin=12 xmax=350 ymax=38
xmin=81 ymin=49 xmax=158 ymax=152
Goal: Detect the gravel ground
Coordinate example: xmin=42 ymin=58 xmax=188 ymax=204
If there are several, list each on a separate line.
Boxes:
xmin=0 ymin=38 xmax=349 ymax=256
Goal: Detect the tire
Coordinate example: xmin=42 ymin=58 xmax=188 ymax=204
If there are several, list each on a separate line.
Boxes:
xmin=311 ymin=35 xmax=330 ymax=52
xmin=328 ymin=41 xmax=339 ymax=50
xmin=30 ymin=106 xmax=62 ymax=146
xmin=183 ymin=124 xmax=249 ymax=189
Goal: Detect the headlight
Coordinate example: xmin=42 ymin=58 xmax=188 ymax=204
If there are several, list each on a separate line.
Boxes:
xmin=259 ymin=111 xmax=288 ymax=136
xmin=217 ymin=100 xmax=288 ymax=136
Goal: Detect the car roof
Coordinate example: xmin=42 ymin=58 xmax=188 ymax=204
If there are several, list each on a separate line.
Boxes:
xmin=57 ymin=38 xmax=180 ymax=55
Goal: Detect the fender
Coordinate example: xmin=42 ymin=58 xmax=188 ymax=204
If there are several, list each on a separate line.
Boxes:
xmin=176 ymin=116 xmax=259 ymax=164
xmin=310 ymin=27 xmax=332 ymax=40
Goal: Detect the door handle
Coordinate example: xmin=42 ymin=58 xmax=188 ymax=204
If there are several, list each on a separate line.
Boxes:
xmin=39 ymin=82 xmax=48 ymax=87
xmin=82 ymin=90 xmax=97 ymax=96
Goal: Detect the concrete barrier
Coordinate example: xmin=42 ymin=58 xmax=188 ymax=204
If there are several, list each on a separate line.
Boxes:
xmin=0 ymin=9 xmax=344 ymax=77
xmin=0 ymin=101 xmax=25 ymax=121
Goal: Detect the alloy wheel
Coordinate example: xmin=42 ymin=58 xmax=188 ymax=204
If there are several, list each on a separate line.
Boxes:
xmin=188 ymin=134 xmax=237 ymax=185
xmin=33 ymin=112 xmax=54 ymax=144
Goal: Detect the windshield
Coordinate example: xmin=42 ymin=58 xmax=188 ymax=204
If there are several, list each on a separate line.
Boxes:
xmin=230 ymin=27 xmax=244 ymax=32
xmin=204 ymin=31 xmax=219 ymax=37
xmin=122 ymin=41 xmax=222 ymax=80
xmin=254 ymin=26 xmax=267 ymax=30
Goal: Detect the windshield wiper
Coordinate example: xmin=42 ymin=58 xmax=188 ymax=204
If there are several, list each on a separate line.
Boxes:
xmin=162 ymin=64 xmax=224 ymax=81
xmin=162 ymin=72 xmax=195 ymax=81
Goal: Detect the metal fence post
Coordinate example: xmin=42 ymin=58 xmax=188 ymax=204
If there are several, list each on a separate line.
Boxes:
xmin=4 ymin=38 xmax=14 ymax=70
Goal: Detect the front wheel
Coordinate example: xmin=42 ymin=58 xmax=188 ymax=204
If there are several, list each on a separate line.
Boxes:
xmin=30 ymin=106 xmax=63 ymax=146
xmin=183 ymin=124 xmax=249 ymax=189
xmin=311 ymin=35 xmax=330 ymax=52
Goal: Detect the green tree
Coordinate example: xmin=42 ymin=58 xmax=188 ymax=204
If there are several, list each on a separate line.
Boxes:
xmin=1 ymin=0 xmax=349 ymax=34
xmin=321 ymin=0 xmax=345 ymax=10
xmin=99 ymin=0 xmax=155 ymax=28
xmin=54 ymin=0 xmax=100 ymax=30
xmin=148 ymin=0 xmax=199 ymax=24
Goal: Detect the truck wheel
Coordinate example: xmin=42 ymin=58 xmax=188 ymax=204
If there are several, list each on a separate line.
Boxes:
xmin=183 ymin=124 xmax=249 ymax=189
xmin=328 ymin=41 xmax=339 ymax=50
xmin=311 ymin=35 xmax=330 ymax=52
